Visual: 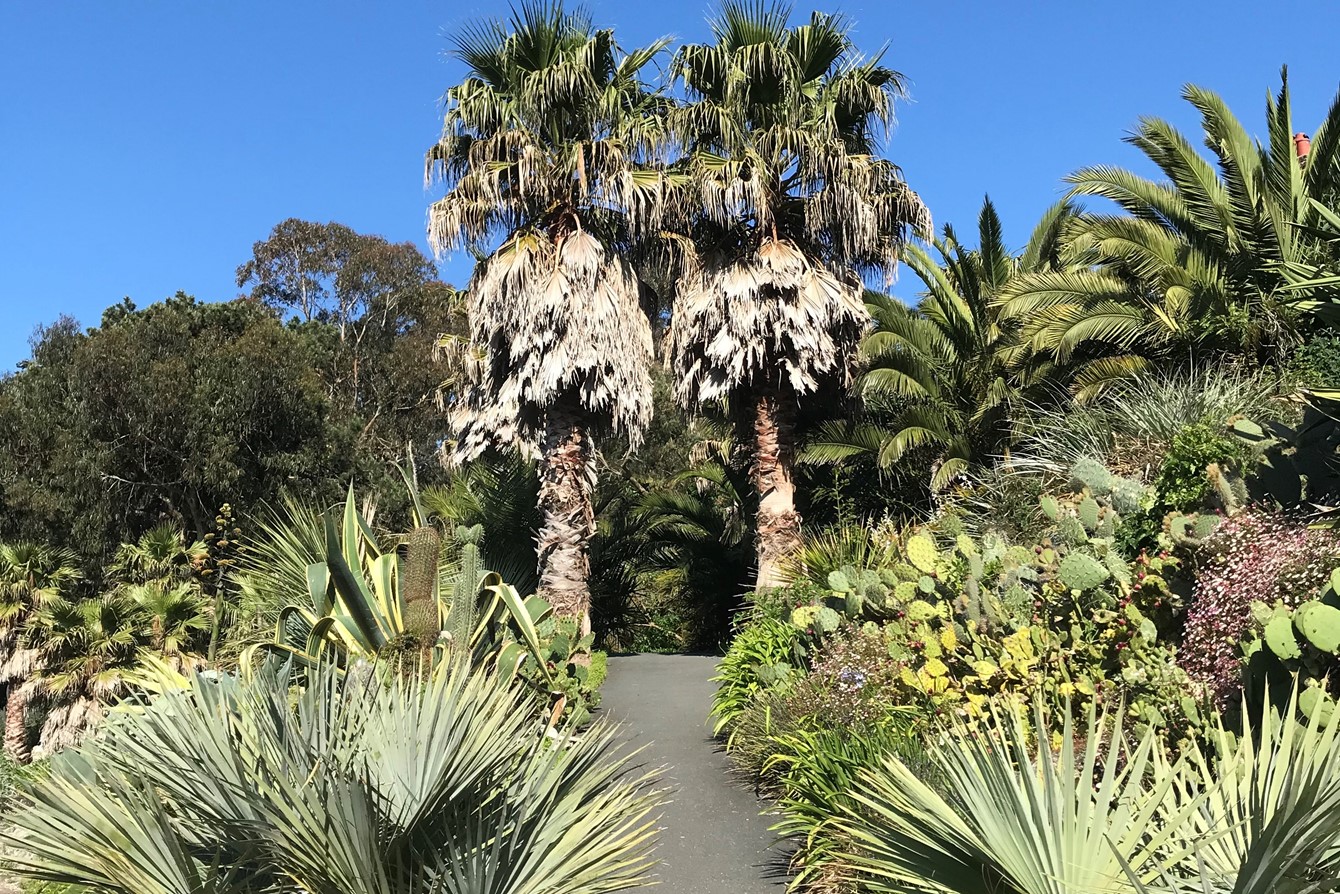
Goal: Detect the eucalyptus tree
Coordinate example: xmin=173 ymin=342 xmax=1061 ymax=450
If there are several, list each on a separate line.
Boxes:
xmin=426 ymin=2 xmax=671 ymax=627
xmin=1002 ymin=72 xmax=1340 ymax=390
xmin=807 ymin=198 xmax=1078 ymax=489
xmin=0 ymin=543 xmax=81 ymax=762
xmin=665 ymin=1 xmax=929 ymax=587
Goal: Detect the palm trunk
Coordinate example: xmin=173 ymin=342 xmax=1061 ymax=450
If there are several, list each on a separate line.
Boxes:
xmin=5 ymin=685 xmax=30 ymax=764
xmin=752 ymin=382 xmax=802 ymax=589
xmin=537 ymin=399 xmax=596 ymax=635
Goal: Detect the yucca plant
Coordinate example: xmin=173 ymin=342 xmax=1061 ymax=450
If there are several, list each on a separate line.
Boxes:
xmin=832 ymin=694 xmax=1340 ymax=894
xmin=2 ymin=662 xmax=664 ymax=894
xmin=1154 ymin=691 xmax=1340 ymax=892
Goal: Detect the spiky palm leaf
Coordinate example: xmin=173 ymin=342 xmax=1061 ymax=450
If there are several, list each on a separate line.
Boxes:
xmin=108 ymin=523 xmax=207 ymax=586
xmin=3 ymin=662 xmax=664 ymax=894
xmin=1002 ymin=71 xmax=1340 ymax=380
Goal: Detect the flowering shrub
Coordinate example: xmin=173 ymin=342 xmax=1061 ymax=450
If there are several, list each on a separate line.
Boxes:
xmin=1180 ymin=510 xmax=1340 ymax=705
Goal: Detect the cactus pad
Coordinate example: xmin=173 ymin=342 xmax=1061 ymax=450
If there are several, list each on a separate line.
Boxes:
xmin=1296 ymin=602 xmax=1340 ymax=653
xmin=894 ymin=580 xmax=918 ymax=602
xmin=1040 ymin=495 xmax=1059 ymax=520
xmin=1057 ymin=516 xmax=1088 ymax=546
xmin=1057 ymin=553 xmax=1110 ymax=590
xmin=827 ymin=569 xmax=852 ymax=592
xmin=1078 ymin=496 xmax=1101 ymax=531
xmin=918 ymin=575 xmax=937 ymax=594
xmin=906 ymin=533 xmax=939 ymax=573
xmin=1264 ymin=614 xmax=1302 ymax=660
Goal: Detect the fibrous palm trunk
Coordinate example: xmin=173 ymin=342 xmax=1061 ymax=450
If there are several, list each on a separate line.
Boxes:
xmin=5 ymin=685 xmax=30 ymax=764
xmin=537 ymin=399 xmax=596 ymax=635
xmin=752 ymin=382 xmax=802 ymax=589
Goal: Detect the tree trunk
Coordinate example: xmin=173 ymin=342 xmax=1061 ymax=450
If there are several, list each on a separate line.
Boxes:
xmin=5 ymin=685 xmax=30 ymax=764
xmin=537 ymin=399 xmax=596 ymax=635
xmin=752 ymin=382 xmax=802 ymax=590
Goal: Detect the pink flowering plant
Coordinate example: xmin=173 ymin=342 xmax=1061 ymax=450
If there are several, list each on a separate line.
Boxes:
xmin=1179 ymin=510 xmax=1340 ymax=706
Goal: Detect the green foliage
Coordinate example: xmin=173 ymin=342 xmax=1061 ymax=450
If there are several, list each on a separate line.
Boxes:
xmin=767 ymin=724 xmax=931 ymax=890
xmin=710 ymin=617 xmax=802 ymax=737
xmin=1 ymin=663 xmax=663 ymax=894
xmin=831 ymin=694 xmax=1340 ymax=894
xmin=1243 ymin=568 xmax=1340 ymax=723
xmin=1154 ymin=423 xmax=1251 ymax=511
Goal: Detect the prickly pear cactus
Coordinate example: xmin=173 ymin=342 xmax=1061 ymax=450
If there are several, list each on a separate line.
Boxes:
xmin=1057 ymin=553 xmax=1110 ymax=591
xmin=1296 ymin=601 xmax=1340 ymax=652
xmin=1264 ymin=613 xmax=1302 ymax=660
xmin=1057 ymin=516 xmax=1088 ymax=546
xmin=1040 ymin=495 xmax=1060 ymax=521
xmin=1078 ymin=497 xmax=1101 ymax=532
xmin=906 ymin=533 xmax=940 ymax=574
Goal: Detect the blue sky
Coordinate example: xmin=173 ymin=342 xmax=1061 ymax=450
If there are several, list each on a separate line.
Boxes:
xmin=2 ymin=1 xmax=1338 ymax=368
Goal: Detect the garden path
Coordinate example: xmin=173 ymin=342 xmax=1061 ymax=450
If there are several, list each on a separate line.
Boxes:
xmin=599 ymin=654 xmax=789 ymax=894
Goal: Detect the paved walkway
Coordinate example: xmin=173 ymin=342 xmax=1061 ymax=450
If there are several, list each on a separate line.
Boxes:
xmin=599 ymin=654 xmax=789 ymax=893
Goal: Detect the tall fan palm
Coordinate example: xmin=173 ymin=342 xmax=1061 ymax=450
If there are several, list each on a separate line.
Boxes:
xmin=807 ymin=198 xmax=1077 ymax=489
xmin=1002 ymin=71 xmax=1340 ymax=390
xmin=0 ymin=542 xmax=81 ymax=763
xmin=426 ymin=1 xmax=669 ymax=629
xmin=666 ymin=1 xmax=929 ymax=587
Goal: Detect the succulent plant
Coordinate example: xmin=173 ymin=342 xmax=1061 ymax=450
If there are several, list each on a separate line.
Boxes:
xmin=1057 ymin=553 xmax=1110 ymax=591
xmin=1040 ymin=495 xmax=1060 ymax=521
xmin=1296 ymin=601 xmax=1340 ymax=652
xmin=906 ymin=533 xmax=940 ymax=574
xmin=1077 ymin=496 xmax=1101 ymax=531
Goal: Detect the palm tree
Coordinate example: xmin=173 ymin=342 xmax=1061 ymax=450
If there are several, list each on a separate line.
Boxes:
xmin=665 ymin=1 xmax=929 ymax=587
xmin=0 ymin=542 xmax=81 ymax=763
xmin=108 ymin=523 xmax=207 ymax=585
xmin=22 ymin=593 xmax=151 ymax=754
xmin=806 ymin=198 xmax=1077 ymax=488
xmin=425 ymin=1 xmax=669 ymax=630
xmin=1001 ymin=71 xmax=1340 ymax=388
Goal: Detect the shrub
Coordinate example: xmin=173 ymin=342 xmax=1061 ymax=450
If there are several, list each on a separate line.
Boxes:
xmin=1180 ymin=510 xmax=1340 ymax=706
xmin=710 ymin=616 xmax=802 ymax=736
xmin=1 ymin=663 xmax=662 ymax=894
xmin=1154 ymin=423 xmax=1251 ymax=510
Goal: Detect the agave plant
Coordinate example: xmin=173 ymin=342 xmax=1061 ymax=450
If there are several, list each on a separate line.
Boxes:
xmin=2 ymin=662 xmax=663 ymax=894
xmin=248 ymin=486 xmax=558 ymax=694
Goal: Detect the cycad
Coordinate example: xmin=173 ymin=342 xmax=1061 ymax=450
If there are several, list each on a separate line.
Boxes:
xmin=807 ymin=198 xmax=1075 ymax=489
xmin=666 ymin=0 xmax=929 ymax=586
xmin=1002 ymin=71 xmax=1340 ymax=391
xmin=3 ymin=663 xmax=663 ymax=894
xmin=426 ymin=1 xmax=669 ymax=629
